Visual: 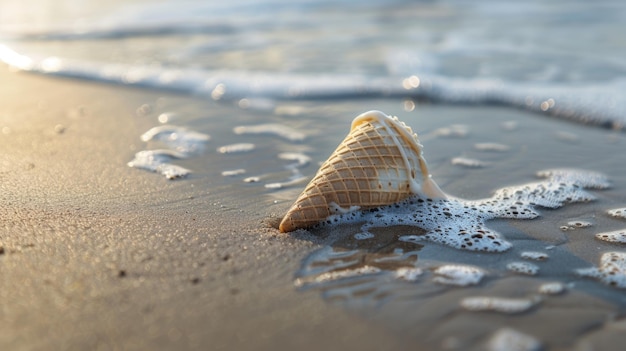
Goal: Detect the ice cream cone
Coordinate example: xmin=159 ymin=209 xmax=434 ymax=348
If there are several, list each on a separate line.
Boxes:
xmin=279 ymin=110 xmax=446 ymax=233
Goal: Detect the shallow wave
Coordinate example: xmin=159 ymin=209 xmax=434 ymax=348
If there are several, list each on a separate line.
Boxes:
xmin=1 ymin=44 xmax=625 ymax=130
xmin=5 ymin=23 xmax=237 ymax=41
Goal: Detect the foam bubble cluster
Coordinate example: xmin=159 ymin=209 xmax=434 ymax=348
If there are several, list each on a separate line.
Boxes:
xmin=127 ymin=149 xmax=191 ymax=179
xmin=474 ymin=142 xmax=510 ymax=152
xmin=130 ymin=124 xmax=210 ymax=179
xmin=507 ymin=262 xmax=540 ymax=276
xmin=140 ymin=125 xmax=210 ymax=154
xmin=538 ymin=282 xmax=566 ymax=295
xmin=395 ymin=267 xmax=423 ymax=282
xmin=233 ymin=123 xmax=306 ymax=142
xmin=595 ymin=230 xmax=626 ymax=244
xmin=433 ymin=264 xmax=485 ymax=286
xmin=486 ymin=328 xmax=542 ymax=351
xmin=520 ymin=251 xmax=549 ymax=261
xmin=451 ymin=156 xmax=488 ymax=168
xmin=608 ymin=208 xmax=626 ymax=219
xmin=460 ymin=296 xmax=539 ymax=314
xmin=577 ymin=252 xmax=626 ymax=288
xmin=221 ymin=169 xmax=246 ymax=177
xmin=217 ymin=143 xmax=255 ymax=154
xmin=293 ymin=167 xmax=622 ymax=316
xmin=561 ymin=220 xmax=594 ymax=231
xmin=295 ymin=265 xmax=381 ymax=287
xmin=433 ymin=124 xmax=469 ymax=138
xmin=319 ymin=169 xmax=609 ymax=252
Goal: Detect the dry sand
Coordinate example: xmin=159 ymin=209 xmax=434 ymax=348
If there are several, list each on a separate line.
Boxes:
xmin=2 ymin=67 xmax=626 ymax=351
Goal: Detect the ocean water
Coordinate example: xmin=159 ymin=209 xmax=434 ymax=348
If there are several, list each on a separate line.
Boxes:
xmin=2 ymin=0 xmax=626 ymax=127
xmin=3 ymin=0 xmax=626 ymax=349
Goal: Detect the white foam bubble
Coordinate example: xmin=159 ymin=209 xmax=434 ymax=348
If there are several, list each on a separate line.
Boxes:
xmin=486 ymin=328 xmax=542 ymax=351
xmin=608 ymin=207 xmax=626 ymax=219
xmin=394 ymin=267 xmax=423 ymax=282
xmin=278 ymin=152 xmax=311 ymax=168
xmin=294 ymin=265 xmax=381 ymax=288
xmin=433 ymin=124 xmax=469 ymax=138
xmin=127 ymin=149 xmax=191 ymax=179
xmin=562 ymin=220 xmax=594 ymax=230
xmin=569 ymin=220 xmax=593 ymax=228
xmin=432 ymin=264 xmax=485 ymax=286
xmin=217 ymin=143 xmax=255 ymax=154
xmin=393 ymin=198 xmax=512 ymax=252
xmin=507 ymin=262 xmax=540 ymax=275
xmin=221 ymin=169 xmax=246 ymax=177
xmin=140 ymin=125 xmax=210 ymax=154
xmin=264 ymin=152 xmax=312 ymax=191
xmin=233 ymin=123 xmax=306 ymax=142
xmin=520 ymin=251 xmax=549 ymax=261
xmin=536 ymin=169 xmax=610 ymax=189
xmin=329 ymin=203 xmax=361 ymax=215
xmin=460 ymin=296 xmax=539 ymax=314
xmin=538 ymin=282 xmax=566 ymax=295
xmin=474 ymin=142 xmax=510 ymax=152
xmin=130 ymin=124 xmax=210 ymax=179
xmin=493 ymin=169 xmax=608 ymax=210
xmin=354 ymin=232 xmax=375 ymax=240
xmin=321 ymin=168 xmax=608 ymax=252
xmin=156 ymin=164 xmax=192 ymax=180
xmin=451 ymin=157 xmax=488 ymax=168
xmin=595 ymin=229 xmax=626 ymax=244
xmin=577 ymin=251 xmax=626 ymax=289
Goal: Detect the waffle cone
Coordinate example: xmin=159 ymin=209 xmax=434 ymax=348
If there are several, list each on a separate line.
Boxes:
xmin=279 ymin=110 xmax=446 ymax=233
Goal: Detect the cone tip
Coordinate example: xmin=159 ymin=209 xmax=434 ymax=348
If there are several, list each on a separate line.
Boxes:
xmin=278 ymin=218 xmax=291 ymax=233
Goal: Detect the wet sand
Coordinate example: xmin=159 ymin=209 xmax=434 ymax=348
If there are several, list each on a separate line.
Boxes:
xmin=2 ymin=67 xmax=626 ymax=350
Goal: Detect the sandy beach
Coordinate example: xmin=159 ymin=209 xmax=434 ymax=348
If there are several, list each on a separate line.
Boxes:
xmin=0 ymin=69 xmax=416 ymax=350
xmin=2 ymin=65 xmax=626 ymax=351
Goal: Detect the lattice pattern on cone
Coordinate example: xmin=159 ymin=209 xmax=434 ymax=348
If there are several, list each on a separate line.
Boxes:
xmin=279 ymin=110 xmax=446 ymax=232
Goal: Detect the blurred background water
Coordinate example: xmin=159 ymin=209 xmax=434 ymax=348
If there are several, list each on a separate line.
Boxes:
xmin=1 ymin=0 xmax=626 ymax=127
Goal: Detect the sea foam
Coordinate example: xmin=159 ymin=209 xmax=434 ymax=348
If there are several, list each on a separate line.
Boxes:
xmin=432 ymin=264 xmax=485 ymax=286
xmin=128 ymin=124 xmax=210 ymax=179
xmin=316 ymin=169 xmax=609 ymax=252
xmin=2 ymin=44 xmax=626 ymax=130
xmin=294 ymin=168 xmax=616 ymax=300
xmin=577 ymin=252 xmax=626 ymax=288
